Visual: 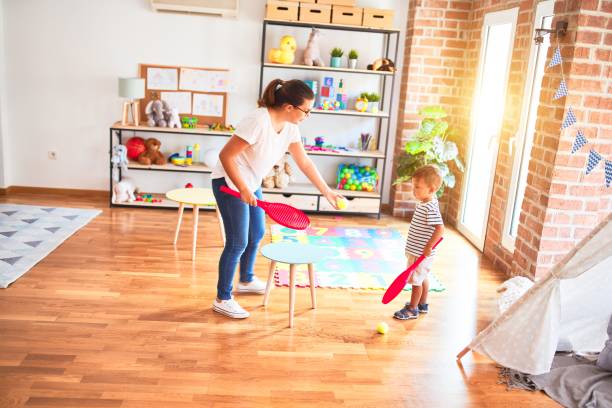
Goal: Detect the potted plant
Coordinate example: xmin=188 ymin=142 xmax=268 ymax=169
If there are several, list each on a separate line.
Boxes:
xmin=348 ymin=49 xmax=358 ymax=69
xmin=361 ymin=92 xmax=380 ymax=113
xmin=330 ymin=47 xmax=344 ymax=68
xmin=394 ymin=106 xmax=464 ymax=198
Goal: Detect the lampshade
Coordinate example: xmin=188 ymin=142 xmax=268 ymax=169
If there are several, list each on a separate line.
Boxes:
xmin=118 ymin=77 xmax=145 ymax=99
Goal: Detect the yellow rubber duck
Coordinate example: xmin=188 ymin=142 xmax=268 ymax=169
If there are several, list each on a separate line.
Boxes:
xmin=268 ymin=35 xmax=296 ymax=65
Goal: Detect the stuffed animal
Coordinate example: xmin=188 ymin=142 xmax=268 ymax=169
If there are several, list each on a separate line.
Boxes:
xmin=165 ymin=107 xmax=181 ymax=128
xmin=145 ymin=99 xmax=170 ymax=127
xmin=112 ymin=178 xmax=137 ymax=203
xmin=138 ymin=138 xmax=165 ymax=165
xmin=262 ymin=168 xmax=276 ymax=189
xmin=111 ymin=144 xmax=129 ymax=182
xmin=303 ymin=28 xmax=324 ymax=67
xmin=367 ymin=58 xmax=396 ymax=72
xmin=268 ymin=35 xmax=296 ymax=64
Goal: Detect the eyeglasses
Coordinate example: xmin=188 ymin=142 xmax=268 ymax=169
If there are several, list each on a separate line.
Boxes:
xmin=293 ymin=105 xmax=312 ymax=116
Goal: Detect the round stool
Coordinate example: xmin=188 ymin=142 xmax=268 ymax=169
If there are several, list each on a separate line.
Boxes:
xmin=260 ymin=242 xmax=337 ymax=327
xmin=166 ymin=188 xmax=223 ymax=261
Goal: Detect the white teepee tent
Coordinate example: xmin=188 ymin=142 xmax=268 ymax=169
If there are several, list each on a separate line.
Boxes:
xmin=457 ymin=213 xmax=612 ymax=375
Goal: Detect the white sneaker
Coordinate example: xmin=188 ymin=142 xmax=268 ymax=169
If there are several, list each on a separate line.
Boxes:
xmin=237 ymin=276 xmax=267 ymax=294
xmin=212 ymin=298 xmax=250 ymax=319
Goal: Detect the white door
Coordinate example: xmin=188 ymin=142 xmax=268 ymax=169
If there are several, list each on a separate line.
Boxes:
xmin=457 ymin=7 xmax=519 ymax=250
xmin=502 ymin=1 xmax=554 ymax=251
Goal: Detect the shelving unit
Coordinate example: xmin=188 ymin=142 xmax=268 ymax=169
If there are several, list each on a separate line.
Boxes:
xmin=258 ymin=19 xmax=400 ymax=217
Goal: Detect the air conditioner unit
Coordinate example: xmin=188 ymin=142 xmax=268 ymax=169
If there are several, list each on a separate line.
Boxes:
xmin=150 ymin=0 xmax=239 ymax=18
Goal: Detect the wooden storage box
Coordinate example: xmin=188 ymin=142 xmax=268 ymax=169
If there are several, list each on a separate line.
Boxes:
xmin=318 ymin=197 xmax=380 ymax=214
xmin=362 ymin=8 xmax=394 ymax=29
xmin=263 ymin=193 xmax=318 ymax=211
xmin=331 ymin=5 xmax=362 ymax=26
xmin=299 ymin=3 xmax=332 ymax=24
xmin=266 ymin=0 xmax=299 ymax=21
xmin=318 ymin=0 xmax=356 ymax=6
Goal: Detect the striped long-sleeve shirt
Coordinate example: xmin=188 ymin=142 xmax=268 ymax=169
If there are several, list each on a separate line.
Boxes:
xmin=405 ymin=198 xmax=443 ymax=257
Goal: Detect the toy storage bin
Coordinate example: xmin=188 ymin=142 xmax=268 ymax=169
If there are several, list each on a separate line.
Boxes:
xmin=362 ymin=8 xmax=394 ymax=29
xmin=299 ymin=3 xmax=332 ymax=23
xmin=331 ymin=6 xmax=362 ymax=25
xmin=262 ymin=193 xmax=318 ymax=211
xmin=266 ymin=0 xmax=299 ymax=21
xmin=318 ymin=0 xmax=356 ymax=6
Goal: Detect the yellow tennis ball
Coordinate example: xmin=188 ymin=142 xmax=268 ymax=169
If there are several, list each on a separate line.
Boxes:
xmin=336 ymin=197 xmax=347 ymax=210
xmin=376 ymin=322 xmax=389 ymax=334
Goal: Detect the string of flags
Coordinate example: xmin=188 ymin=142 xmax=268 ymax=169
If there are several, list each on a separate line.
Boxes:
xmin=548 ymin=42 xmax=611 ymax=187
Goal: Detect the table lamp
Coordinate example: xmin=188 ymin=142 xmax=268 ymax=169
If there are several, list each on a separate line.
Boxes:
xmin=118 ymin=77 xmax=145 ymax=126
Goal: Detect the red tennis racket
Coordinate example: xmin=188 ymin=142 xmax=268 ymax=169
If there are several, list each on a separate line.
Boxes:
xmin=382 ymin=237 xmax=443 ymax=304
xmin=220 ymin=185 xmax=310 ymax=230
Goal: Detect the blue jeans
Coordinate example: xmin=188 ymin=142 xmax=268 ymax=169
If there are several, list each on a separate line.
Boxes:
xmin=212 ymin=178 xmax=266 ymax=300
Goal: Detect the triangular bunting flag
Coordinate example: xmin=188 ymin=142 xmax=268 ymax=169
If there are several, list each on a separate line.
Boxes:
xmin=41 ymin=208 xmax=56 ymax=213
xmin=21 ymin=218 xmax=38 ymax=224
xmin=553 ymin=79 xmax=568 ymax=100
xmin=561 ymin=106 xmax=576 ymax=129
xmin=0 ymin=231 xmax=17 ymax=238
xmin=45 ymin=227 xmax=60 ymax=234
xmin=1 ymin=211 xmax=17 ymax=217
xmin=548 ymin=47 xmax=562 ymax=68
xmin=585 ymin=150 xmax=603 ymax=175
xmin=605 ymin=160 xmax=612 ymax=188
xmin=63 ymin=215 xmax=78 ymax=221
xmin=1 ymin=256 xmax=22 ymax=266
xmin=24 ymin=241 xmax=43 ymax=248
xmin=571 ymin=130 xmax=588 ymax=154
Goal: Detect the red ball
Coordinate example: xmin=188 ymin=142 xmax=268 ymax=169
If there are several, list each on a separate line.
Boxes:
xmin=125 ymin=137 xmax=145 ymax=160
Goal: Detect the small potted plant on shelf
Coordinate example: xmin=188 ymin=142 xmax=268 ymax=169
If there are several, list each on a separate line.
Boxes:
xmin=394 ymin=106 xmax=464 ymax=198
xmin=348 ymin=49 xmax=358 ymax=69
xmin=330 ymin=47 xmax=344 ymax=68
xmin=360 ymin=92 xmax=381 ymax=113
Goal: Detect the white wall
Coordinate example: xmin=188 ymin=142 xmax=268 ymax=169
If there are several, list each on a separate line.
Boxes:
xmin=2 ymin=0 xmax=407 ymax=202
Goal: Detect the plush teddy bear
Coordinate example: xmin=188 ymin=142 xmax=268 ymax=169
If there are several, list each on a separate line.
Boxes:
xmin=165 ymin=107 xmax=181 ymax=129
xmin=112 ymin=178 xmax=137 ymax=203
xmin=262 ymin=168 xmax=276 ymax=189
xmin=145 ymin=99 xmax=170 ymax=127
xmin=262 ymin=157 xmax=294 ymax=189
xmin=303 ymin=28 xmax=324 ymax=66
xmin=367 ymin=58 xmax=396 ymax=72
xmin=138 ymin=138 xmax=165 ymax=165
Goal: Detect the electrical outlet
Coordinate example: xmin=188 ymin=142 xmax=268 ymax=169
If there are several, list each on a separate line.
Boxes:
xmin=48 ymin=151 xmax=57 ymax=160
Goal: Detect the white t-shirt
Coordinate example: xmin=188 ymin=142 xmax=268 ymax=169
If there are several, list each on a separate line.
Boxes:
xmin=211 ymin=108 xmax=301 ymax=192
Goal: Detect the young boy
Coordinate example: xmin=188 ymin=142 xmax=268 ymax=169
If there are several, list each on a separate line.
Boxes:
xmin=394 ymin=165 xmax=444 ymax=320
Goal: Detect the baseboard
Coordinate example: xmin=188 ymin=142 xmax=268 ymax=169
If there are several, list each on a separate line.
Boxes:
xmin=2 ymin=186 xmax=107 ymax=198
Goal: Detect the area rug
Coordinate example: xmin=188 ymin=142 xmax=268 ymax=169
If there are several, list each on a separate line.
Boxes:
xmin=0 ymin=204 xmax=101 ymax=288
xmin=270 ymin=225 xmax=445 ymax=291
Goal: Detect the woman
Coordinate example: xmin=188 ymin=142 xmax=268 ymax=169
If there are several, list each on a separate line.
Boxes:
xmin=210 ymin=79 xmax=344 ymax=319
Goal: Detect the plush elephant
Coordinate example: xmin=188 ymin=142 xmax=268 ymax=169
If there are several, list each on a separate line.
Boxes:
xmin=145 ymin=99 xmax=170 ymax=127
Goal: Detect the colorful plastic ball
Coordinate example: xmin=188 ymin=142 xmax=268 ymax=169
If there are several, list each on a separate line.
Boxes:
xmin=376 ymin=322 xmax=389 ymax=334
xmin=125 ymin=137 xmax=145 ymax=160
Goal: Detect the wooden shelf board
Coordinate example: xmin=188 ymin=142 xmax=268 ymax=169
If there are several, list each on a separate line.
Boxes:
xmin=111 ymin=122 xmax=233 ymax=136
xmin=127 ymin=162 xmax=212 ymax=173
xmin=311 ymin=109 xmax=389 ymax=118
xmin=264 ymin=19 xmax=400 ymax=34
xmin=304 ymin=149 xmax=385 ymax=159
xmin=263 ymin=63 xmax=394 ymax=76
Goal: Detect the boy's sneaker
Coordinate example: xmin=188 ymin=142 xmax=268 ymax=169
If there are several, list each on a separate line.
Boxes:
xmin=213 ymin=298 xmax=250 ymax=319
xmin=237 ymin=276 xmax=267 ymax=294
xmin=418 ymin=303 xmax=429 ymax=314
xmin=393 ymin=306 xmax=419 ymax=320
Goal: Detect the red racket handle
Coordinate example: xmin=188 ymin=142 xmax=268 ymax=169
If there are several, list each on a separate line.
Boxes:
xmin=220 ymin=185 xmax=260 ymax=204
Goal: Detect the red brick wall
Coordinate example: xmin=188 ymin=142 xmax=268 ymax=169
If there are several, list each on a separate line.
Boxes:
xmin=391 ymin=0 xmax=471 ymax=219
xmin=392 ymin=0 xmax=611 ymax=278
xmin=512 ymin=0 xmax=612 ymax=278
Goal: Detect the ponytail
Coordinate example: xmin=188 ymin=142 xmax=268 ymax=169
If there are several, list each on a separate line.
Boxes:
xmin=258 ymin=79 xmax=314 ymax=109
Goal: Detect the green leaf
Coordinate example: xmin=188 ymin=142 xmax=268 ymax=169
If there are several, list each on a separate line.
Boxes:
xmin=431 ymin=121 xmax=448 ymax=137
xmin=440 ymin=141 xmax=459 ymax=161
xmin=443 ymin=172 xmax=456 ymax=188
xmin=418 ymin=106 xmax=447 ymax=119
xmin=420 ymin=119 xmax=436 ymax=136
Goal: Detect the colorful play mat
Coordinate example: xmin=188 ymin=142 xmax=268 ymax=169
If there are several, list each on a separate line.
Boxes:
xmin=270 ymin=225 xmax=445 ymax=292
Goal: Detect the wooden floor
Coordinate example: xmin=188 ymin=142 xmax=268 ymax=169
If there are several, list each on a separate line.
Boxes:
xmin=0 ymin=191 xmax=558 ymax=408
